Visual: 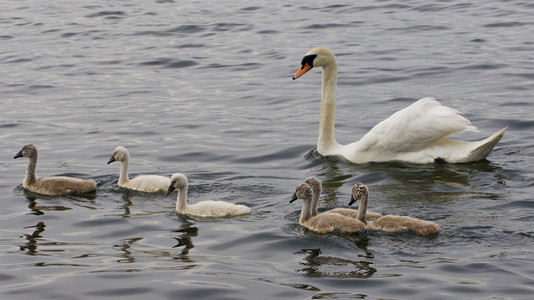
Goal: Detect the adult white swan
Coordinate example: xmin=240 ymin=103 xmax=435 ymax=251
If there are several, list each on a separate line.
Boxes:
xmin=293 ymin=47 xmax=506 ymax=164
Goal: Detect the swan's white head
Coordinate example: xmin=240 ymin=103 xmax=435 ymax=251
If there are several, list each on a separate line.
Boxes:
xmin=349 ymin=182 xmax=368 ymax=206
xmin=293 ymin=47 xmax=336 ymax=80
xmin=166 ymin=173 xmax=188 ymax=196
xmin=107 ymin=146 xmax=129 ymax=164
xmin=290 ymin=182 xmax=313 ymax=203
xmin=14 ymin=143 xmax=38 ymax=159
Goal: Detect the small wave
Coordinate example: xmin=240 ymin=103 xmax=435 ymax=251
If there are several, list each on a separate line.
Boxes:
xmin=138 ymin=58 xmax=198 ymax=69
xmin=85 ymin=11 xmax=126 ymax=18
xmin=484 ymin=22 xmax=530 ymax=28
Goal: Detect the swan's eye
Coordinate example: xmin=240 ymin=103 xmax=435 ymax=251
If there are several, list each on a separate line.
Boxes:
xmin=300 ymin=54 xmax=317 ymax=69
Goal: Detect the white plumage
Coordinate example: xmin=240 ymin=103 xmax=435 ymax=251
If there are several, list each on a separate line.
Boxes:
xmin=166 ymin=173 xmax=251 ymax=217
xmin=107 ymin=146 xmax=170 ymax=193
xmin=293 ymin=47 xmax=506 ymax=164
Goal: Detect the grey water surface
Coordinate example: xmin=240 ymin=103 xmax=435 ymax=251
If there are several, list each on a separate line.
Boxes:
xmin=1 ymin=0 xmax=533 ymax=299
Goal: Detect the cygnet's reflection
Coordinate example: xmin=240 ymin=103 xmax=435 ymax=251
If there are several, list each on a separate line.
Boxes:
xmin=172 ymin=215 xmax=198 ymax=259
xmin=20 ymin=221 xmax=46 ymax=256
xmin=296 ymin=247 xmax=376 ymax=279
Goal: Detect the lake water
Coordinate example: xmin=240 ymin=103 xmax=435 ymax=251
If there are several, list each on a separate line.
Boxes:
xmin=1 ymin=0 xmax=534 ymax=299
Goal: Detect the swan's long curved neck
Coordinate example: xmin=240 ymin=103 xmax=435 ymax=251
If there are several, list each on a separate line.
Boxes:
xmin=318 ymin=64 xmax=340 ymax=154
xmin=356 ymin=193 xmax=368 ymax=225
xmin=175 ymin=187 xmax=188 ymax=212
xmin=24 ymin=155 xmax=38 ymax=187
xmin=118 ymin=158 xmax=130 ymax=185
xmin=299 ymin=199 xmax=313 ymax=224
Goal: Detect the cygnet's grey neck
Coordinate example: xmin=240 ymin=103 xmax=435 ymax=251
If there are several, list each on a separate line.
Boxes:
xmin=24 ymin=154 xmax=38 ymax=187
xmin=356 ymin=192 xmax=368 ymax=225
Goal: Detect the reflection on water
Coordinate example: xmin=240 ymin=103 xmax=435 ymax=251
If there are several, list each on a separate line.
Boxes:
xmin=115 ymin=237 xmax=143 ymax=264
xmin=172 ymin=220 xmax=198 ymax=259
xmin=306 ymin=151 xmax=508 ymax=209
xmin=20 ymin=222 xmax=46 ymax=256
xmin=296 ymin=248 xmax=376 ymax=279
xmin=23 ymin=188 xmax=98 ymax=216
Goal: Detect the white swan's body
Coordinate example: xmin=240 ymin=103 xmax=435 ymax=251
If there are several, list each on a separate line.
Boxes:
xmin=350 ymin=183 xmax=439 ymax=236
xmin=293 ymin=47 xmax=506 ymax=164
xmin=304 ymin=176 xmax=382 ymax=220
xmin=14 ymin=143 xmax=96 ymax=196
xmin=166 ymin=173 xmax=251 ymax=217
xmin=290 ymin=182 xmax=365 ymax=234
xmin=107 ymin=146 xmax=170 ymax=193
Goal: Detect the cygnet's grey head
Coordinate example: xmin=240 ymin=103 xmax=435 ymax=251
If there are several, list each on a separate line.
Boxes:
xmin=290 ymin=183 xmax=313 ymax=203
xmin=304 ymin=176 xmax=321 ymax=195
xmin=14 ymin=143 xmax=38 ymax=159
xmin=107 ymin=146 xmax=129 ymax=164
xmin=349 ymin=182 xmax=368 ymax=206
xmin=166 ymin=173 xmax=188 ymax=196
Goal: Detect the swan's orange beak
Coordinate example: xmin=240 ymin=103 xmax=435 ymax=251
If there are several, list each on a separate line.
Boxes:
xmin=292 ymin=62 xmax=312 ymax=80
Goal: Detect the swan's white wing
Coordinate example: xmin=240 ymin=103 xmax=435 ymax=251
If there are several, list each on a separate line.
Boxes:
xmin=356 ymin=98 xmax=477 ymax=153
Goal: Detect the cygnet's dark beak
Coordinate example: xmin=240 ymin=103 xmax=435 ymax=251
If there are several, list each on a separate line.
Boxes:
xmin=107 ymin=156 xmax=116 ymax=164
xmin=289 ymin=193 xmax=298 ymax=203
xmin=348 ymin=195 xmax=356 ymax=206
xmin=13 ymin=150 xmax=23 ymax=159
xmin=165 ymin=185 xmax=176 ymax=196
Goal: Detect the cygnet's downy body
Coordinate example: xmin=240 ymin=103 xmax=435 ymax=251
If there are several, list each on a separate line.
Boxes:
xmin=107 ymin=146 xmax=170 ymax=193
xmin=166 ymin=173 xmax=251 ymax=217
xmin=14 ymin=143 xmax=96 ymax=196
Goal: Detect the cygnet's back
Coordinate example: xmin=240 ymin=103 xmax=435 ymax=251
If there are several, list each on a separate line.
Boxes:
xmin=367 ymin=215 xmax=439 ymax=236
xmin=325 ymin=208 xmax=383 ymax=221
xmin=166 ymin=173 xmax=251 ymax=217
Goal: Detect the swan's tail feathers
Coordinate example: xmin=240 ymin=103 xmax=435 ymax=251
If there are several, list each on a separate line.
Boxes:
xmin=465 ymin=127 xmax=507 ymax=162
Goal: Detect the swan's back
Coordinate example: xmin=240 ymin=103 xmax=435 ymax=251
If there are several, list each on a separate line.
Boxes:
xmin=182 ymin=200 xmax=251 ymax=217
xmin=326 ymin=207 xmax=383 ymax=221
xmin=30 ymin=176 xmax=96 ymax=196
xmin=303 ymin=212 xmax=365 ymax=234
xmin=368 ymin=215 xmax=439 ymax=236
xmin=123 ymin=175 xmax=170 ymax=193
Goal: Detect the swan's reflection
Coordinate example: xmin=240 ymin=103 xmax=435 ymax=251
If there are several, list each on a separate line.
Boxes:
xmin=20 ymin=221 xmax=46 ymax=256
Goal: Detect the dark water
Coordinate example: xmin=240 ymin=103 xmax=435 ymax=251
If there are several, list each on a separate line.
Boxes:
xmin=1 ymin=0 xmax=534 ymax=299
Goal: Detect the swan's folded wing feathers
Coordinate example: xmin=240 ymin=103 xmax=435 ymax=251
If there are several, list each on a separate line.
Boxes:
xmin=358 ymin=98 xmax=477 ymax=153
